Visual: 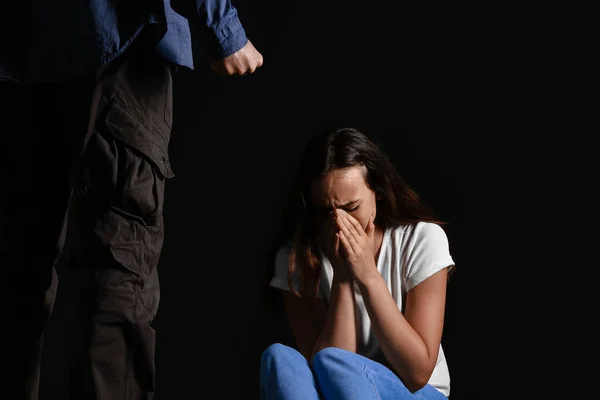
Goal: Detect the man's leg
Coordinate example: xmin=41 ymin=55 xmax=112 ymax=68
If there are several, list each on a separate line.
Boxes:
xmin=65 ymin=44 xmax=175 ymax=400
xmin=0 ymin=82 xmax=73 ymax=400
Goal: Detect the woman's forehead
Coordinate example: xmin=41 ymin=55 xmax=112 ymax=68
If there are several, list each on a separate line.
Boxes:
xmin=311 ymin=167 xmax=368 ymax=205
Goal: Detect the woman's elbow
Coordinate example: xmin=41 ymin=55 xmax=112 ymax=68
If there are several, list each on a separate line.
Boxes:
xmin=404 ymin=377 xmax=429 ymax=393
xmin=401 ymin=366 xmax=434 ymax=393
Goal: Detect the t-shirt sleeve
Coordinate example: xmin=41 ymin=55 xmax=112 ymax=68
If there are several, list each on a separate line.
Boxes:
xmin=403 ymin=222 xmax=455 ymax=291
xmin=270 ymin=241 xmax=325 ymax=299
xmin=270 ymin=240 xmax=300 ymax=293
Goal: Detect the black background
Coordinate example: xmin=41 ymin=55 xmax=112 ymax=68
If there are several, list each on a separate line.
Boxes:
xmin=37 ymin=1 xmax=559 ymax=399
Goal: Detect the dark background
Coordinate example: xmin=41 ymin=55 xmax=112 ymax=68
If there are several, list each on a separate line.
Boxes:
xmin=37 ymin=1 xmax=553 ymax=399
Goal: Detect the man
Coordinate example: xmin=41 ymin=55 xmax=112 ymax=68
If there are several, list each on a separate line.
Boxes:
xmin=0 ymin=1 xmax=263 ymax=399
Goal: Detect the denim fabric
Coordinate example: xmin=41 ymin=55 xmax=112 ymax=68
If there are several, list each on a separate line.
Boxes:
xmin=260 ymin=344 xmax=449 ymax=400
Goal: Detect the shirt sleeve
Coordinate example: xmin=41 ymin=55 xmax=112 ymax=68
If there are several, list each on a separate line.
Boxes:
xmin=270 ymin=241 xmax=325 ymax=299
xmin=403 ymin=222 xmax=455 ymax=291
xmin=270 ymin=240 xmax=300 ymax=293
xmin=171 ymin=0 xmax=248 ymax=60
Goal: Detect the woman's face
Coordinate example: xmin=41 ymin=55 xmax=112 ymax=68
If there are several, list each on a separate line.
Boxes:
xmin=311 ymin=165 xmax=378 ymax=235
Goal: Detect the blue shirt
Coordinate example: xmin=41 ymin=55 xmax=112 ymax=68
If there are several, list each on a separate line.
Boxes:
xmin=0 ymin=0 xmax=248 ymax=84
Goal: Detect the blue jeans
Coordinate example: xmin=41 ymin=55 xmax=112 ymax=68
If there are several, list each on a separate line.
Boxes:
xmin=260 ymin=343 xmax=448 ymax=400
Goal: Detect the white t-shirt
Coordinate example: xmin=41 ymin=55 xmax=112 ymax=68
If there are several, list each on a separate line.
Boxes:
xmin=270 ymin=222 xmax=455 ymax=397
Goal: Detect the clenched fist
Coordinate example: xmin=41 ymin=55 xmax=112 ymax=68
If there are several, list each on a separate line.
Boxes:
xmin=210 ymin=40 xmax=263 ymax=76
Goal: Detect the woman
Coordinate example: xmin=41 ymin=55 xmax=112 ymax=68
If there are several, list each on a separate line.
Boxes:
xmin=261 ymin=128 xmax=456 ymax=399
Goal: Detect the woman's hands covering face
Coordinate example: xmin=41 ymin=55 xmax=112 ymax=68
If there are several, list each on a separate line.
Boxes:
xmin=320 ymin=213 xmax=352 ymax=282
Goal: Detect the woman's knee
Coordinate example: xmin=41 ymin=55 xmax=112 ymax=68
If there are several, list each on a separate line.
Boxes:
xmin=312 ymin=347 xmax=360 ymax=375
xmin=261 ymin=343 xmax=293 ymax=358
xmin=260 ymin=343 xmax=300 ymax=368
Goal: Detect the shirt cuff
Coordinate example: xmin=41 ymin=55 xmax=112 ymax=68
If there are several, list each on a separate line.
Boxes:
xmin=209 ymin=14 xmax=248 ymax=59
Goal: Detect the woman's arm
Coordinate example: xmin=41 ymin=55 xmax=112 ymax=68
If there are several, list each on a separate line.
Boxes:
xmin=334 ymin=210 xmax=451 ymax=393
xmin=281 ymin=277 xmax=357 ymax=363
xmin=357 ymin=268 xmax=448 ymax=393
xmin=311 ymin=278 xmax=357 ymax=359
xmin=281 ymin=291 xmax=327 ymax=360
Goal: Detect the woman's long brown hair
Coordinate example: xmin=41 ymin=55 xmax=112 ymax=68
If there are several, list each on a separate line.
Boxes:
xmin=287 ymin=128 xmax=447 ymax=303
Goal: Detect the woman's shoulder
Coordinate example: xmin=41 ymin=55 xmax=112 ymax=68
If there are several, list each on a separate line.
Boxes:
xmin=388 ymin=221 xmax=448 ymax=246
xmin=275 ymin=239 xmax=294 ymax=262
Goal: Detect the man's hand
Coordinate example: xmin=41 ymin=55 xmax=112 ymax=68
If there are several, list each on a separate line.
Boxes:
xmin=210 ymin=40 xmax=263 ymax=76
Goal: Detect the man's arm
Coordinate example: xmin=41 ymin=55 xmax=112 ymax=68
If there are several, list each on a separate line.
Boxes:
xmin=171 ymin=0 xmax=248 ymax=60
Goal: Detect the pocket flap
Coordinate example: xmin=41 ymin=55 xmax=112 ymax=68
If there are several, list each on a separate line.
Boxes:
xmin=104 ymin=99 xmax=174 ymax=178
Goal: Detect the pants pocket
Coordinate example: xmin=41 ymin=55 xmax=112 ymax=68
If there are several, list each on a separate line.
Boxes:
xmin=82 ymin=97 xmax=174 ymax=228
xmin=77 ymin=96 xmax=171 ymax=292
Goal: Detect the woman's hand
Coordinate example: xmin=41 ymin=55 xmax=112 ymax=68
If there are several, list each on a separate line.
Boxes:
xmin=334 ymin=209 xmax=378 ymax=283
xmin=321 ymin=214 xmax=353 ymax=282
